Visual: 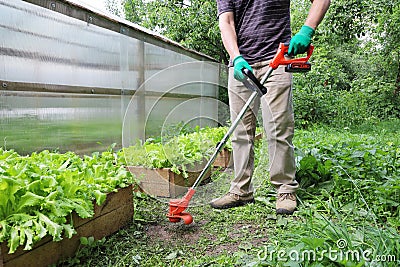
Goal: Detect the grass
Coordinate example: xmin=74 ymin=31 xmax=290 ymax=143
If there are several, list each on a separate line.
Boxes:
xmin=56 ymin=119 xmax=400 ymax=267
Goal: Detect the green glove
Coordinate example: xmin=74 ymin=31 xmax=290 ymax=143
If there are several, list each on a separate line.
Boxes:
xmin=288 ymin=25 xmax=315 ymax=56
xmin=233 ymin=55 xmax=253 ymax=81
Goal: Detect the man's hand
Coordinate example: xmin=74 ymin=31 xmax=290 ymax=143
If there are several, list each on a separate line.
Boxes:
xmin=233 ymin=55 xmax=253 ymax=81
xmin=288 ymin=25 xmax=315 ymax=56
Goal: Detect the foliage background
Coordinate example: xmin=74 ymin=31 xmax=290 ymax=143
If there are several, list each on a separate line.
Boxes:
xmin=106 ymin=0 xmax=400 ymax=127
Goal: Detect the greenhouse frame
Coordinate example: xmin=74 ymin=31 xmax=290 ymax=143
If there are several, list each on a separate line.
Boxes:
xmin=0 ymin=0 xmax=221 ymax=155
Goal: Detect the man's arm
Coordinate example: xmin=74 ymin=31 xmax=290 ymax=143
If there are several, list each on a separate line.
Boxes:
xmin=218 ymin=12 xmax=240 ymax=61
xmin=289 ymin=0 xmax=330 ymax=55
xmin=305 ymin=0 xmax=331 ymax=30
xmin=218 ymin=11 xmax=253 ymax=81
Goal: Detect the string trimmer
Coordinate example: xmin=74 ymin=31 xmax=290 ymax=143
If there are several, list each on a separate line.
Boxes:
xmin=166 ymin=43 xmax=314 ymax=224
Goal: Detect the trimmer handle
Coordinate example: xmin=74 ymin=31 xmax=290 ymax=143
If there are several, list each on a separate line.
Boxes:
xmin=269 ymin=42 xmax=314 ymax=70
xmin=242 ymin=68 xmax=268 ymax=95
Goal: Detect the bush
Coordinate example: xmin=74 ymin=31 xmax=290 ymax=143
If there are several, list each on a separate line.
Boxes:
xmin=292 ymin=73 xmax=400 ymax=128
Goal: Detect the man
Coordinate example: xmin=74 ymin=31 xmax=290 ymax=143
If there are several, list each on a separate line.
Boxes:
xmin=210 ymin=0 xmax=330 ymax=214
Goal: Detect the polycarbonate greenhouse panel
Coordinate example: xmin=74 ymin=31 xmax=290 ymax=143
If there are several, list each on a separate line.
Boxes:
xmin=0 ymin=92 xmax=125 ymax=154
xmin=0 ymin=1 xmax=129 ymax=89
xmin=0 ymin=0 xmax=220 ymax=154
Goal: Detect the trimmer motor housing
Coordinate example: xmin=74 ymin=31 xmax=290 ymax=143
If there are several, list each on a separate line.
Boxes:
xmin=285 ymin=62 xmax=312 ymax=72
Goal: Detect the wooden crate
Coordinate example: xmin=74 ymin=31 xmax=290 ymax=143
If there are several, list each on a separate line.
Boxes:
xmin=212 ymin=132 xmax=262 ymax=169
xmin=127 ymin=166 xmax=210 ymax=198
xmin=213 ymin=148 xmax=232 ymax=168
xmin=0 ymin=185 xmax=134 ymax=267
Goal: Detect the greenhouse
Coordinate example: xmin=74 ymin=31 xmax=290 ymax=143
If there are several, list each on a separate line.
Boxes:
xmin=0 ymin=0 xmax=221 ymax=155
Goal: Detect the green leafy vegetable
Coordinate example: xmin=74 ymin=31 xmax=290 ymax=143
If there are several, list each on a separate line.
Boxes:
xmin=0 ymin=148 xmax=136 ymax=253
xmin=122 ymin=126 xmax=234 ymax=175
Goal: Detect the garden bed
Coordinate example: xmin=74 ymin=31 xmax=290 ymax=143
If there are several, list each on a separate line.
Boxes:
xmin=0 ymin=148 xmax=137 ymax=267
xmin=121 ymin=127 xmax=236 ymax=197
xmin=213 ymin=148 xmax=232 ymax=169
xmin=0 ymin=185 xmax=134 ymax=267
xmin=212 ymin=132 xmax=262 ymax=169
xmin=127 ymin=166 xmax=210 ymax=198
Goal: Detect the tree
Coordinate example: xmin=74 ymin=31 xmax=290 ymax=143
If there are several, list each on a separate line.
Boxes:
xmin=372 ymin=1 xmax=400 ymax=95
xmin=120 ymin=0 xmax=400 ymax=122
xmin=123 ymin=0 xmax=227 ymax=64
xmin=105 ymin=0 xmax=123 ymax=17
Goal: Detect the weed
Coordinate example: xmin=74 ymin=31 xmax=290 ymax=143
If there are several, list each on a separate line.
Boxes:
xmin=58 ymin=120 xmax=399 ymax=266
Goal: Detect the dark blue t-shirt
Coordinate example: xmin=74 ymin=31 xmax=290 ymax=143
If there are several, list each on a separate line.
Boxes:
xmin=216 ymin=0 xmax=292 ymax=64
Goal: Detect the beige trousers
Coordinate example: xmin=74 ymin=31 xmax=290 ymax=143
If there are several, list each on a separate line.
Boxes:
xmin=228 ymin=61 xmax=299 ymax=195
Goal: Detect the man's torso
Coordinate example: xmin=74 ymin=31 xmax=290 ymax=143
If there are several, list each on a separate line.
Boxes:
xmin=217 ymin=0 xmax=292 ymax=64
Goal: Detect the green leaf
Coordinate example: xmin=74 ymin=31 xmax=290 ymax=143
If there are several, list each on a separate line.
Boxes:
xmin=63 ymin=224 xmax=76 ymax=239
xmin=16 ymin=192 xmax=45 ymax=212
xmin=0 ymin=177 xmax=23 ymax=217
xmin=21 ymin=226 xmax=34 ymax=251
xmin=0 ymin=179 xmax=7 ymax=190
xmin=0 ymin=220 xmax=9 ymax=242
xmin=32 ymin=218 xmax=47 ymax=239
xmin=58 ymin=158 xmax=71 ymax=170
xmin=68 ymin=198 xmax=93 ymax=219
xmin=300 ymin=155 xmax=318 ymax=171
xmin=8 ymin=227 xmax=20 ymax=254
xmin=36 ymin=212 xmax=63 ymax=241
xmin=300 ymin=237 xmax=326 ymax=250
xmin=93 ymin=190 xmax=107 ymax=206
xmin=80 ymin=236 xmax=89 ymax=245
xmin=19 ymin=227 xmax=26 ymax=246
xmin=165 ymin=251 xmax=178 ymax=260
xmin=7 ymin=213 xmax=35 ymax=223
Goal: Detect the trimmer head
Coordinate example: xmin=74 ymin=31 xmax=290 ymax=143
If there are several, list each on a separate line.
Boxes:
xmin=166 ymin=188 xmax=196 ymax=225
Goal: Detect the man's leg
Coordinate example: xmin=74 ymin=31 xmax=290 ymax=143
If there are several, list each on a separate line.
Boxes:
xmin=210 ymin=66 xmax=260 ymax=209
xmin=258 ymin=63 xmax=299 ymax=214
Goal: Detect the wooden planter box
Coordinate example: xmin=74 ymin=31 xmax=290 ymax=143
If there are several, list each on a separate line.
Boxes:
xmin=127 ymin=166 xmax=211 ymax=198
xmin=0 ymin=185 xmax=134 ymax=267
xmin=213 ymin=148 xmax=232 ymax=169
xmin=212 ymin=132 xmax=262 ymax=169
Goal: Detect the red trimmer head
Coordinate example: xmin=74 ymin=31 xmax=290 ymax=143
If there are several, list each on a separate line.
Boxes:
xmin=166 ymin=188 xmax=196 ymax=225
